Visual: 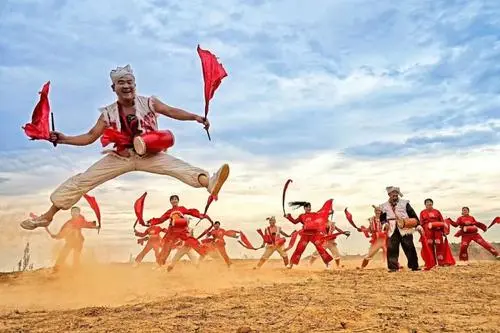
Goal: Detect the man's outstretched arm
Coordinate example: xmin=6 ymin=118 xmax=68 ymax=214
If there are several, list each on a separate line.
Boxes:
xmin=152 ymin=97 xmax=209 ymax=128
xmin=51 ymin=115 xmax=107 ymax=146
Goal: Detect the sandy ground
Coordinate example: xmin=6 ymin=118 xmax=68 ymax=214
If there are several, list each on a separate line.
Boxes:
xmin=0 ymin=258 xmax=499 ymax=333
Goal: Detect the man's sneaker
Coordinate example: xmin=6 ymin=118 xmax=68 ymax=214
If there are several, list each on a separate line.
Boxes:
xmin=20 ymin=216 xmax=51 ymax=230
xmin=208 ymin=164 xmax=230 ymax=198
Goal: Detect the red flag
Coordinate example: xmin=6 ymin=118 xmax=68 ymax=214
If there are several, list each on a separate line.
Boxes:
xmin=134 ymin=192 xmax=148 ymax=226
xmin=197 ymin=45 xmax=228 ymax=140
xmin=238 ymin=231 xmax=264 ymax=250
xmin=83 ymin=193 xmax=101 ymax=231
xmin=344 ymin=208 xmax=361 ymax=230
xmin=488 ymin=216 xmax=500 ymax=229
xmin=23 ymin=81 xmax=51 ymax=140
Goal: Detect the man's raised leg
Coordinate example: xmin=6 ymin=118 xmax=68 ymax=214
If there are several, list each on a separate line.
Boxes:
xmin=137 ymin=153 xmax=229 ymax=198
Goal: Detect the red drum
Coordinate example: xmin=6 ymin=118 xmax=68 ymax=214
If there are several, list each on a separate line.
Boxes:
xmin=172 ymin=217 xmax=188 ymax=228
xmin=397 ymin=218 xmax=418 ymax=230
xmin=133 ymin=130 xmax=175 ymax=155
xmin=463 ymin=226 xmax=478 ymax=233
xmin=428 ymin=222 xmax=445 ymax=230
xmin=274 ymin=238 xmax=286 ymax=247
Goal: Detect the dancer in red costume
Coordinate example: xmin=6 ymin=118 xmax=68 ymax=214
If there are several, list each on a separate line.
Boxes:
xmin=419 ymin=198 xmax=455 ymax=268
xmin=133 ymin=224 xmax=166 ymax=267
xmin=166 ymin=219 xmax=201 ymax=271
xmin=448 ymin=207 xmax=499 ymax=261
xmin=253 ymin=216 xmax=291 ymax=269
xmin=199 ymin=221 xmax=240 ymax=267
xmin=45 ymin=207 xmax=99 ymax=272
xmin=284 ymin=200 xmax=334 ymax=269
xmin=345 ymin=205 xmax=388 ymax=269
xmin=309 ymin=214 xmax=350 ymax=268
xmin=20 ymin=65 xmax=229 ymax=231
xmin=150 ymin=195 xmax=209 ymax=266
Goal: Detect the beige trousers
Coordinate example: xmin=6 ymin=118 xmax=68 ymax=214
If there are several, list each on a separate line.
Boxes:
xmin=364 ymin=238 xmax=386 ymax=260
xmin=261 ymin=244 xmax=288 ymax=260
xmin=170 ymin=246 xmax=198 ymax=267
xmin=311 ymin=241 xmax=341 ymax=260
xmin=51 ymin=151 xmax=208 ymax=210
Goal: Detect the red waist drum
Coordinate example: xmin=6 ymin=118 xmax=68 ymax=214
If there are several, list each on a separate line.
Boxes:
xmin=274 ymin=238 xmax=286 ymax=247
xmin=463 ymin=226 xmax=478 ymax=233
xmin=172 ymin=217 xmax=188 ymax=228
xmin=428 ymin=222 xmax=445 ymax=230
xmin=133 ymin=130 xmax=175 ymax=155
xmin=397 ymin=218 xmax=418 ymax=230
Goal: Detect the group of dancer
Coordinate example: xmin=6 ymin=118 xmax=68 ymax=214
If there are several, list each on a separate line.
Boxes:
xmin=38 ymin=185 xmax=500 ymax=273
xmin=19 ymin=64 xmax=500 ymax=273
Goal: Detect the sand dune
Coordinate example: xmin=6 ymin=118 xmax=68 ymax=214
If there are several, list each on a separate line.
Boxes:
xmin=0 ymin=258 xmax=499 ymax=332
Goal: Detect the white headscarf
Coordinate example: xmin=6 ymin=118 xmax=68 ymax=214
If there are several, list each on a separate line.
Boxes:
xmin=386 ymin=186 xmax=403 ymax=197
xmin=110 ymin=64 xmax=135 ymax=83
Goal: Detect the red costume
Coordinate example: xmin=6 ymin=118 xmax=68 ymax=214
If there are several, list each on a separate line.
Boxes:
xmin=152 ymin=206 xmax=207 ymax=265
xmin=200 ymin=227 xmax=239 ymax=267
xmin=285 ymin=200 xmax=334 ymax=266
xmin=134 ymin=225 xmax=165 ymax=265
xmin=254 ymin=224 xmax=290 ymax=268
xmin=449 ymin=215 xmax=499 ymax=261
xmin=50 ymin=215 xmax=98 ymax=270
xmin=419 ymin=208 xmax=455 ymax=267
xmin=345 ymin=207 xmax=387 ymax=269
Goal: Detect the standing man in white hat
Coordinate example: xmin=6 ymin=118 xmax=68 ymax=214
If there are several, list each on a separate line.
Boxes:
xmin=21 ymin=65 xmax=230 ymax=230
xmin=380 ymin=186 xmax=422 ymax=272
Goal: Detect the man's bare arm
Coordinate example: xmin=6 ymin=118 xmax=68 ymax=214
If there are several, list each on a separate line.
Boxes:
xmin=52 ymin=115 xmax=107 ymax=146
xmin=151 ymin=97 xmax=209 ymax=128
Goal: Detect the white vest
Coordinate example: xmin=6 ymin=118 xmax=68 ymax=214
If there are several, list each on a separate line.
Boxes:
xmin=99 ymin=95 xmax=158 ymax=132
xmin=380 ymin=199 xmax=414 ymax=236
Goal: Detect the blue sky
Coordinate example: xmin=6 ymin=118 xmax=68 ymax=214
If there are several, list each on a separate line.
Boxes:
xmin=1 ymin=0 xmax=499 ymax=269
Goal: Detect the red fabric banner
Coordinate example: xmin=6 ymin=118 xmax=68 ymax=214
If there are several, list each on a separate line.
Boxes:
xmin=23 ymin=81 xmax=51 ymax=140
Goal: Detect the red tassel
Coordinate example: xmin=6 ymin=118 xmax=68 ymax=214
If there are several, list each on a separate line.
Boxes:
xmin=239 ymin=231 xmax=262 ymax=250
